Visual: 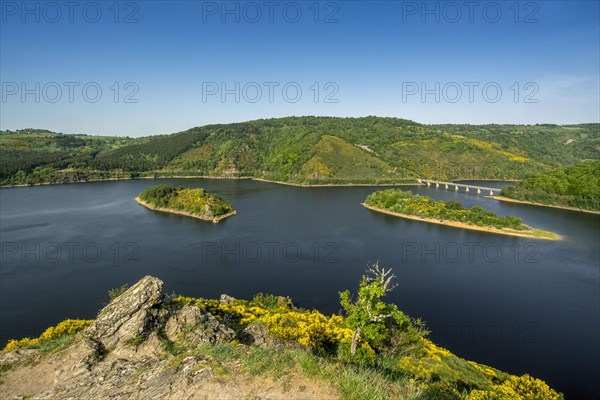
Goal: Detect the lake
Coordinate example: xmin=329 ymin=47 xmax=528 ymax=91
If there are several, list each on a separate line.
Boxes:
xmin=1 ymin=179 xmax=598 ymax=399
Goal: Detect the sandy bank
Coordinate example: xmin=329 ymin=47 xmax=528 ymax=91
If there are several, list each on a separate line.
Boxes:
xmin=361 ymin=203 xmax=561 ymax=240
xmin=252 ymin=178 xmax=419 ymax=187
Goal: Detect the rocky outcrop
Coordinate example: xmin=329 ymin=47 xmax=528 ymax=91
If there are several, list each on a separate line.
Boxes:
xmin=0 ymin=276 xmax=336 ymax=400
xmin=164 ymin=304 xmax=235 ymax=345
xmin=84 ymin=275 xmax=164 ymax=350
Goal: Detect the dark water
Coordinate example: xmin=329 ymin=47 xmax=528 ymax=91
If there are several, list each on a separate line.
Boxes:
xmin=1 ymin=179 xmax=598 ymax=399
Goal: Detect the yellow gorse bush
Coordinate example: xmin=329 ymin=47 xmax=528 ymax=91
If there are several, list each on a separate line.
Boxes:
xmin=398 ymin=356 xmax=436 ymax=379
xmin=3 ymin=319 xmax=93 ymax=352
xmin=468 ymin=374 xmax=562 ymax=400
xmin=261 ymin=311 xmax=352 ymax=347
xmin=171 ymin=296 xmax=558 ymax=400
xmin=468 ymin=361 xmax=499 ymax=380
xmin=397 ymin=338 xmax=561 ymax=400
xmin=170 ymin=188 xmax=210 ymax=214
xmin=171 ymin=296 xmax=353 ymax=349
xmin=422 ymin=338 xmax=453 ymax=360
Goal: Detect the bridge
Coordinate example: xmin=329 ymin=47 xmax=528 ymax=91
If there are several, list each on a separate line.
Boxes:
xmin=417 ymin=179 xmax=500 ymax=196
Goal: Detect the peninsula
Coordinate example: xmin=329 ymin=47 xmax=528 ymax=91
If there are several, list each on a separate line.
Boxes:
xmin=363 ymin=189 xmax=560 ymax=240
xmin=136 ymin=184 xmax=236 ymax=223
xmin=499 ymin=161 xmax=600 ymax=213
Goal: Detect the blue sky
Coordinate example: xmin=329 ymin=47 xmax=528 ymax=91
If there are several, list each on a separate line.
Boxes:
xmin=1 ymin=0 xmax=599 ymax=136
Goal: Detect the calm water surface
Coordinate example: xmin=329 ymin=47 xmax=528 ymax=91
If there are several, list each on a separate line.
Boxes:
xmin=1 ymin=179 xmax=598 ymax=399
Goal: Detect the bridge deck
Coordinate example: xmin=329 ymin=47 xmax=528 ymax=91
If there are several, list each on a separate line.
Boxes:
xmin=419 ymin=180 xmax=501 ymax=192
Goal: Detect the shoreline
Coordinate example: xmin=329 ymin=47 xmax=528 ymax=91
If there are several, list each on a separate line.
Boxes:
xmin=0 ymin=175 xmax=521 ymax=189
xmin=489 ymin=196 xmax=600 ymax=215
xmin=134 ymin=197 xmax=237 ymax=223
xmin=0 ymin=175 xmax=254 ymax=188
xmin=252 ymin=177 xmax=419 ymax=187
xmin=452 ymin=179 xmax=522 ymax=182
xmin=1 ymin=176 xmax=138 ymax=188
xmin=361 ymin=203 xmax=561 ymax=240
xmin=1 ymin=175 xmax=420 ymax=189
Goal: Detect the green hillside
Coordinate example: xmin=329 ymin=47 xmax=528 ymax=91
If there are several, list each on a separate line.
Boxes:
xmin=0 ymin=129 xmax=138 ymax=184
xmin=299 ymin=135 xmax=410 ymax=183
xmin=1 ymin=117 xmax=598 ymax=186
xmin=500 ymin=161 xmax=600 ymax=211
xmin=432 ymin=124 xmax=600 ymax=167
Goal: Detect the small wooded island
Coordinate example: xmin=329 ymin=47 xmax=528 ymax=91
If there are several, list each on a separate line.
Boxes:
xmin=136 ymin=184 xmax=236 ymax=223
xmin=363 ymin=189 xmax=560 ymax=240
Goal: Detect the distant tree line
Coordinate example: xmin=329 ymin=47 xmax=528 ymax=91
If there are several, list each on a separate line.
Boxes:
xmin=501 ymin=161 xmax=600 ymax=211
xmin=2 ymin=117 xmax=598 ymax=186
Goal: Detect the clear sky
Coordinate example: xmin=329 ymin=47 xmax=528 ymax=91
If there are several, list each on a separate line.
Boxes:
xmin=1 ymin=0 xmax=599 ymax=136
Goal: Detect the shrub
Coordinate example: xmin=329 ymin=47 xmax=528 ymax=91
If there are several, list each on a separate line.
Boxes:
xmin=108 ymin=284 xmax=130 ymax=301
xmin=3 ymin=319 xmax=93 ymax=352
xmin=138 ymin=184 xmax=234 ymax=217
xmin=339 ymin=263 xmax=423 ymax=359
xmin=170 ymin=295 xmax=353 ymax=352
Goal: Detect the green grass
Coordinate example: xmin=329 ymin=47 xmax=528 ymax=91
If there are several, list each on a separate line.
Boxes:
xmin=530 ymin=228 xmax=561 ymax=240
xmin=12 ymin=332 xmax=83 ymax=355
xmin=164 ymin=341 xmax=422 ymax=400
xmin=244 ymin=347 xmax=296 ymax=378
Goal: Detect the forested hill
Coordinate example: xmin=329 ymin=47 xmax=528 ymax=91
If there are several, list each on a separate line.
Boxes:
xmin=500 ymin=161 xmax=600 ymax=211
xmin=1 ymin=117 xmax=599 ymax=186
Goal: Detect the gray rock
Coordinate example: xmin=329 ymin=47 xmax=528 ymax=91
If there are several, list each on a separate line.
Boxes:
xmin=219 ymin=294 xmax=236 ymax=304
xmin=84 ymin=276 xmax=164 ymax=349
xmin=238 ymin=322 xmax=301 ymax=350
xmin=165 ymin=304 xmax=235 ymax=345
xmin=0 ymin=276 xmax=331 ymax=400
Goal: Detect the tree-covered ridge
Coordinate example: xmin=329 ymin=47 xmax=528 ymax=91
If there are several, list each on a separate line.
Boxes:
xmin=0 ymin=130 xmax=138 ymax=184
xmin=138 ymin=184 xmax=234 ymax=218
xmin=431 ymin=124 xmax=600 ymax=168
xmin=2 ymin=117 xmax=598 ymax=186
xmin=365 ymin=189 xmax=529 ymax=230
xmin=500 ymin=161 xmax=600 ymax=211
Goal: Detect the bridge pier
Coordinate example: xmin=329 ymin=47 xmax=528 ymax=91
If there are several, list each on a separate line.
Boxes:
xmin=420 ymin=180 xmax=497 ymax=197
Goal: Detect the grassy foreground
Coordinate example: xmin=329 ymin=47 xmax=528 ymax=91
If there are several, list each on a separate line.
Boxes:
xmin=2 ymin=268 xmax=562 ymax=400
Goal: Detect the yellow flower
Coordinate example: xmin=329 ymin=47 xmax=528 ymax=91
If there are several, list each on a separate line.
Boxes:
xmin=3 ymin=319 xmax=93 ymax=352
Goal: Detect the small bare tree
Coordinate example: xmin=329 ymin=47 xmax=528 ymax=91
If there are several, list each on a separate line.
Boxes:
xmin=339 ymin=262 xmax=399 ymax=355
